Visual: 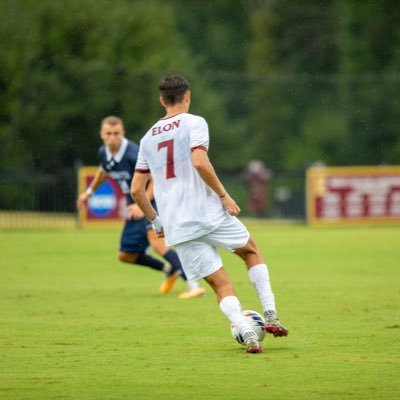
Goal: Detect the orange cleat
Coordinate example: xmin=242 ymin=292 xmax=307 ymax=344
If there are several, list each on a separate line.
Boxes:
xmin=178 ymin=287 xmax=206 ymax=299
xmin=160 ymin=271 xmax=180 ymax=294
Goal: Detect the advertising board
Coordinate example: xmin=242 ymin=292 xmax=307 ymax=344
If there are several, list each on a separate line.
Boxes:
xmin=306 ymin=166 xmax=400 ymax=225
xmin=78 ymin=167 xmax=127 ymax=227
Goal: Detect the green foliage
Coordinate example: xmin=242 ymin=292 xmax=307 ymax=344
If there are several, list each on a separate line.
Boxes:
xmin=336 ymin=0 xmax=400 ymax=165
xmin=245 ymin=0 xmax=400 ymax=169
xmin=0 ymin=0 xmax=201 ymax=171
xmin=1 ymin=0 xmax=400 ymax=174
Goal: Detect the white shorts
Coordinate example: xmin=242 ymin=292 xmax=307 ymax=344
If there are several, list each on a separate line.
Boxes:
xmin=175 ymin=215 xmax=250 ymax=282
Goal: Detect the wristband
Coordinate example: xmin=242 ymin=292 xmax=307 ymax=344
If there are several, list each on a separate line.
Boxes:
xmin=150 ymin=215 xmax=163 ymax=233
xmin=85 ymin=187 xmax=93 ymax=196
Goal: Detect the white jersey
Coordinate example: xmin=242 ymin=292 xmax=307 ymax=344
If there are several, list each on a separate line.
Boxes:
xmin=135 ymin=112 xmax=226 ymax=246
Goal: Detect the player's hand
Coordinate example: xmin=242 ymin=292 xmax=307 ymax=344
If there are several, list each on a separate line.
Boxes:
xmin=150 ymin=215 xmax=165 ymax=238
xmin=127 ymin=204 xmax=145 ymax=220
xmin=76 ymin=193 xmax=90 ymax=209
xmin=220 ymin=193 xmax=241 ymax=216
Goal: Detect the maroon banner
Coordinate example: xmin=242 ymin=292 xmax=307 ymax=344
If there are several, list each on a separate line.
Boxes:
xmin=307 ymin=166 xmax=400 ymax=225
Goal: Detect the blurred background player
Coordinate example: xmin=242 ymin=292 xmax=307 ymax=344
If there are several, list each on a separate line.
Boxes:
xmin=132 ymin=75 xmax=288 ymax=353
xmin=77 ymin=115 xmax=206 ymax=299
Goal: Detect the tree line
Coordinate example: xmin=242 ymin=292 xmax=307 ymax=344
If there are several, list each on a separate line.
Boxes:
xmin=1 ymin=0 xmax=399 ymax=176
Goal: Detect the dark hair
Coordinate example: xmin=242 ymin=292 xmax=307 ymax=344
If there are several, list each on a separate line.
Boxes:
xmin=159 ymin=74 xmax=190 ymax=105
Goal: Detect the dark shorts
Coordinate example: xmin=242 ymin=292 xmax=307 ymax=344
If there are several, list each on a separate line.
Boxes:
xmin=119 ymin=218 xmax=149 ymax=254
xmin=144 ymin=218 xmax=152 ymax=231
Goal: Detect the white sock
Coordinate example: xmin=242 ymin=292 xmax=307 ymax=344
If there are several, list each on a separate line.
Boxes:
xmin=219 ymin=296 xmax=255 ymax=339
xmin=248 ymin=264 xmax=276 ymax=313
xmin=187 ymin=280 xmax=200 ymax=289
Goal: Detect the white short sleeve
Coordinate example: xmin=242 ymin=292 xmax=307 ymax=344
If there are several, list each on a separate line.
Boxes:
xmin=135 ymin=143 xmax=150 ymax=173
xmin=190 ymin=116 xmax=209 ymax=151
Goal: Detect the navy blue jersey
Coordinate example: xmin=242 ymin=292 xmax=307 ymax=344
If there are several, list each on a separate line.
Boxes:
xmin=99 ymin=138 xmax=138 ymax=205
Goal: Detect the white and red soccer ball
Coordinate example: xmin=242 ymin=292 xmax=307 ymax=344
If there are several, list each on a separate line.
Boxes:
xmin=230 ymin=310 xmax=266 ymax=345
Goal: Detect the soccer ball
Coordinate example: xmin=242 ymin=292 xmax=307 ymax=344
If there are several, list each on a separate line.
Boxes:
xmin=230 ymin=310 xmax=266 ymax=345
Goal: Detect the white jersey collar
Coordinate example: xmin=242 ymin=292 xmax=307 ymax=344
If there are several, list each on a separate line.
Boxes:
xmin=105 ymin=137 xmax=128 ymax=162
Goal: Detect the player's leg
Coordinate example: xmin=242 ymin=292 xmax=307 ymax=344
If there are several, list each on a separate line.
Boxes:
xmin=118 ymin=219 xmax=165 ymax=273
xmin=118 ymin=251 xmax=163 ymax=271
xmin=234 ymin=238 xmax=275 ymax=311
xmin=175 ymin=239 xmax=261 ymax=353
xmin=146 ymin=227 xmax=206 ymax=298
xmin=234 ymin=238 xmax=289 ymax=337
xmin=205 ymin=268 xmax=261 ymax=353
xmin=147 ymin=200 xmax=204 ymax=296
xmin=203 ymin=215 xmax=288 ymax=337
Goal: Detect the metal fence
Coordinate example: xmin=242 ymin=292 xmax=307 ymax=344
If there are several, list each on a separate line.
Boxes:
xmin=0 ymin=168 xmax=306 ymax=229
xmin=0 ymin=170 xmax=78 ymax=228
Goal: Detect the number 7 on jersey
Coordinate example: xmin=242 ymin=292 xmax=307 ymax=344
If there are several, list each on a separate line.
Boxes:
xmin=158 ymin=139 xmax=176 ymax=179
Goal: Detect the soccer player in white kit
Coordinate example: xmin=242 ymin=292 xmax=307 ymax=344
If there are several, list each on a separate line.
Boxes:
xmin=131 ymin=74 xmax=288 ymax=353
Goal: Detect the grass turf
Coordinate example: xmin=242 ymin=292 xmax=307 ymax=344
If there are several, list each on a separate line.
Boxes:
xmin=0 ymin=222 xmax=399 ymax=399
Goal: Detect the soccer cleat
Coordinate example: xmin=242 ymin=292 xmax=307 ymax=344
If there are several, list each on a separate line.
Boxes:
xmin=178 ymin=287 xmax=206 ymax=299
xmin=160 ymin=271 xmax=180 ymax=294
xmin=263 ymin=311 xmax=289 ymax=337
xmin=245 ymin=338 xmax=263 ymax=354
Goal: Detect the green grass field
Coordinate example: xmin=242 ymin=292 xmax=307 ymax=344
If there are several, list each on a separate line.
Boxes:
xmin=1 ymin=222 xmax=399 ymax=399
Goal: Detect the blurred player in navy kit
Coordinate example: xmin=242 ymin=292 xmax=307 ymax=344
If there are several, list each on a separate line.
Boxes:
xmin=77 ymin=115 xmax=205 ymax=299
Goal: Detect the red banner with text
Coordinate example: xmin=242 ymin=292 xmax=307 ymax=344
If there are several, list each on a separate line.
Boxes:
xmin=306 ymin=166 xmax=400 ymax=225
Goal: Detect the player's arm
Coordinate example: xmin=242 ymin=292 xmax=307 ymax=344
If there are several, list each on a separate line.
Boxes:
xmin=76 ymin=168 xmax=108 ymax=209
xmin=131 ymin=172 xmax=164 ymax=236
xmin=192 ymin=149 xmax=240 ymax=216
xmin=127 ymin=176 xmax=155 ymax=220
xmin=145 ymin=176 xmax=155 ymax=201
